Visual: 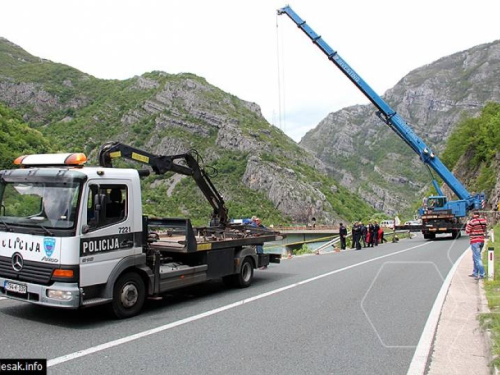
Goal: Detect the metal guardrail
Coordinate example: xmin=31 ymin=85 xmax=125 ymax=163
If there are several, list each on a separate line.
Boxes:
xmin=314 ymin=234 xmax=347 ymax=253
xmin=272 ymin=225 xmax=339 ymax=231
xmin=314 ymin=230 xmax=411 ymax=254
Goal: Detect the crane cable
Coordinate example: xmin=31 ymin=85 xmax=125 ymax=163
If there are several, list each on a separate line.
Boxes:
xmin=275 ymin=15 xmax=287 ymax=133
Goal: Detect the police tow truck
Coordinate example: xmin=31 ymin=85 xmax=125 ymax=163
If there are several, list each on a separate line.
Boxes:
xmin=0 ymin=143 xmax=281 ymax=318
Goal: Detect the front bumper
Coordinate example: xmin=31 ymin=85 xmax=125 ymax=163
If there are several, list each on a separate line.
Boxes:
xmin=0 ymin=277 xmax=81 ymax=308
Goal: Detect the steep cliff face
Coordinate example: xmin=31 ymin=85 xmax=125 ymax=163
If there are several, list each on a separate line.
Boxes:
xmin=300 ymin=40 xmax=500 ymax=215
xmin=0 ymin=37 xmax=375 ymax=224
xmin=440 ymin=102 xmax=500 ymax=208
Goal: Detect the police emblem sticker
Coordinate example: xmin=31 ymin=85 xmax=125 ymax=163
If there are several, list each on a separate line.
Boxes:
xmin=44 ymin=238 xmax=56 ymax=257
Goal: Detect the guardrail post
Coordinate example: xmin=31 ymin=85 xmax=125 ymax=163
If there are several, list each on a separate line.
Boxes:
xmin=488 ymin=247 xmax=495 ymax=280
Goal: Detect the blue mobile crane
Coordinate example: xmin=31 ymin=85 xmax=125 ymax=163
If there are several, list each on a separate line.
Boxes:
xmin=277 ymin=5 xmax=485 ymax=239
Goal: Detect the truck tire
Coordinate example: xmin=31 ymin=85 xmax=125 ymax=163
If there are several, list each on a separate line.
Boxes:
xmin=222 ymin=274 xmax=236 ymax=287
xmin=451 ymin=230 xmax=461 ymax=239
xmin=234 ymin=258 xmax=254 ymax=288
xmin=109 ymin=272 xmax=146 ymax=319
xmin=423 ymin=232 xmax=435 ymax=240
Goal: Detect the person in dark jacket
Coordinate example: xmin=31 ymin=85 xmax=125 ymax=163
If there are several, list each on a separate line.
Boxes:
xmin=352 ymin=222 xmax=362 ymax=250
xmin=350 ymin=224 xmax=355 ymax=249
xmin=339 ymin=223 xmax=348 ymax=250
xmin=373 ymin=222 xmax=380 ymax=246
xmin=360 ymin=223 xmax=367 ymax=248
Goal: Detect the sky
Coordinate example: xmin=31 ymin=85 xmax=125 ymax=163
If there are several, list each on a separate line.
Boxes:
xmin=1 ymin=0 xmax=499 ymax=142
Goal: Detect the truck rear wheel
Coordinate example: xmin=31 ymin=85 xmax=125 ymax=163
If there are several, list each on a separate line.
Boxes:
xmin=235 ymin=258 xmax=254 ymax=288
xmin=423 ymin=232 xmax=435 ymax=240
xmin=110 ymin=272 xmax=145 ymax=319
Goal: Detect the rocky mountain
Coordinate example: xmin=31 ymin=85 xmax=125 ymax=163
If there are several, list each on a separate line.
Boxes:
xmin=441 ymin=102 xmax=500 ymax=208
xmin=300 ymin=40 xmax=500 ymax=215
xmin=0 ymin=37 xmax=376 ymax=225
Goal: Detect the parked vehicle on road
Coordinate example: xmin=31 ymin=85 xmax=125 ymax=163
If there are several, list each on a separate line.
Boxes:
xmin=0 ymin=143 xmax=281 ymax=318
xmin=380 ymin=220 xmax=395 ymax=228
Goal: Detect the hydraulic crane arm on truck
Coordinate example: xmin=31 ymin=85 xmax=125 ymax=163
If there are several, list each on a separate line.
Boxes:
xmin=277 ymin=5 xmax=485 ymax=239
xmin=98 ymin=141 xmax=229 ymax=227
xmin=0 ymin=146 xmax=281 ymax=319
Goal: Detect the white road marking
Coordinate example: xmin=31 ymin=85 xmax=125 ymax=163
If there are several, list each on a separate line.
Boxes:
xmin=48 ymin=241 xmax=432 ymax=367
xmin=0 ymin=297 xmax=7 ymax=301
xmin=406 ymin=246 xmax=469 ymax=375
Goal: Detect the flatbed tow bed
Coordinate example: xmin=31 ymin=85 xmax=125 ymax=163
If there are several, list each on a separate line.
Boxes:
xmin=145 ymin=218 xmax=282 ymax=300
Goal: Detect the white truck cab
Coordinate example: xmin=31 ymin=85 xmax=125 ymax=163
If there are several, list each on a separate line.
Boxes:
xmin=0 ymin=153 xmax=144 ymax=309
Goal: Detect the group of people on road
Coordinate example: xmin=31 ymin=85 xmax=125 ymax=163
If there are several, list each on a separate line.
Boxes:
xmin=338 ymin=221 xmax=388 ymax=250
xmin=250 ymin=211 xmax=491 ymax=280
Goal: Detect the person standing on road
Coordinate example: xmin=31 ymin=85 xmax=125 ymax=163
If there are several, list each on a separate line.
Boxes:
xmin=339 ymin=223 xmax=348 ymax=250
xmin=251 ymin=217 xmax=265 ymax=251
xmin=465 ymin=212 xmax=487 ymax=280
xmin=373 ymin=221 xmax=380 ymax=246
xmin=367 ymin=222 xmax=374 ymax=247
xmin=353 ymin=222 xmax=362 ymax=250
xmin=350 ymin=223 xmax=356 ymax=249
xmin=378 ymin=226 xmax=387 ymax=244
xmin=360 ymin=222 xmax=367 ymax=248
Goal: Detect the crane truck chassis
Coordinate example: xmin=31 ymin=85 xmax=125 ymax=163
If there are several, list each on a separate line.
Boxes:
xmin=0 ymin=144 xmax=282 ymax=318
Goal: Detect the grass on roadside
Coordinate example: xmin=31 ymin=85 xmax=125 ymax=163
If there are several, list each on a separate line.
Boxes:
xmin=480 ymin=223 xmax=500 ymax=367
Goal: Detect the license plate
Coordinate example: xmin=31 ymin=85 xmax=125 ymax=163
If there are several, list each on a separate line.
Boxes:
xmin=4 ymin=281 xmax=27 ymax=294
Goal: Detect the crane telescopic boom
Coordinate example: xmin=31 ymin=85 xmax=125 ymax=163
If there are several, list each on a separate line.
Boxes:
xmin=277 ymin=5 xmax=484 ymax=215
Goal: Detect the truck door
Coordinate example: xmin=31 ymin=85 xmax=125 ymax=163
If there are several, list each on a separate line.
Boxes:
xmin=79 ymin=181 xmax=139 ymax=287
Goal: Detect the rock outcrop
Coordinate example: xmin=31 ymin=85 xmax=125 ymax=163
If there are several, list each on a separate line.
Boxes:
xmin=243 ymin=156 xmax=338 ymax=223
xmin=301 ymin=40 xmax=500 ymax=215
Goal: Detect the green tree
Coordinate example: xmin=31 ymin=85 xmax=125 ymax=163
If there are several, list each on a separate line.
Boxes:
xmin=0 ymin=104 xmax=53 ymax=170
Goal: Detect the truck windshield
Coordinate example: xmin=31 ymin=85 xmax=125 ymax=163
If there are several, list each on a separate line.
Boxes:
xmin=0 ymin=181 xmax=81 ymax=229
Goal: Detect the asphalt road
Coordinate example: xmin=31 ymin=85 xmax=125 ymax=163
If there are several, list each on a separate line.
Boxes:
xmin=0 ymin=234 xmax=470 ymax=375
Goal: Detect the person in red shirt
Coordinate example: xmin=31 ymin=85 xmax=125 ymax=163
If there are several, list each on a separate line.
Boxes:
xmin=465 ymin=212 xmax=487 ymax=279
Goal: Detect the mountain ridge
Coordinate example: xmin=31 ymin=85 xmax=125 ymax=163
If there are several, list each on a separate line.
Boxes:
xmin=0 ymin=37 xmax=376 ymax=225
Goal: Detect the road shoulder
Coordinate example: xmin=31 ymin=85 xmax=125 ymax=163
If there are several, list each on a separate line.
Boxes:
xmin=427 ymin=251 xmax=491 ymax=374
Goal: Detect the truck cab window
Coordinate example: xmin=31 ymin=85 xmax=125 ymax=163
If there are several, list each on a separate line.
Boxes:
xmin=106 ymin=188 xmax=126 ymax=220
xmin=86 ymin=185 xmax=127 ymax=228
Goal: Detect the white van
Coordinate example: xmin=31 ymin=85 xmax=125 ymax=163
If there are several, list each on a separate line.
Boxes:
xmin=380 ymin=220 xmax=395 ymax=228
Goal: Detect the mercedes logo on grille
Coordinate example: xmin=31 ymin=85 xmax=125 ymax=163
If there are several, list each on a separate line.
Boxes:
xmin=11 ymin=253 xmax=23 ymax=272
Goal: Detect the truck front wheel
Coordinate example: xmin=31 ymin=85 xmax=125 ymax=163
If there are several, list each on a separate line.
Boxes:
xmin=110 ymin=272 xmax=146 ymax=319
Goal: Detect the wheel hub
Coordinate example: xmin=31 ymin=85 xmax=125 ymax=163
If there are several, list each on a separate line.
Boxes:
xmin=121 ymin=284 xmax=138 ymax=308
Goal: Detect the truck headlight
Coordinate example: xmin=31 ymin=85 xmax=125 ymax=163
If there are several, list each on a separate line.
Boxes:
xmin=47 ymin=289 xmax=73 ymax=300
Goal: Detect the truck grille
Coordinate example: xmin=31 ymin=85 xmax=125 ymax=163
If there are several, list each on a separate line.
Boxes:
xmin=0 ymin=256 xmax=56 ymax=285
